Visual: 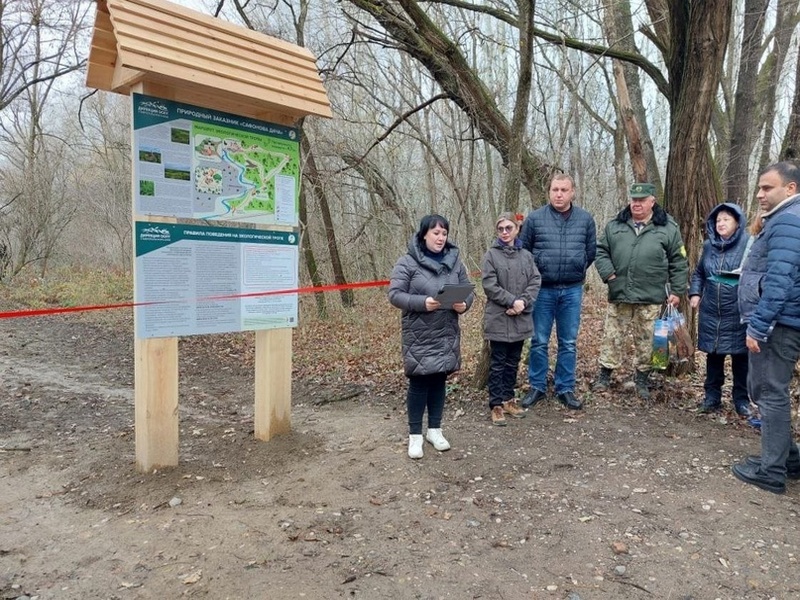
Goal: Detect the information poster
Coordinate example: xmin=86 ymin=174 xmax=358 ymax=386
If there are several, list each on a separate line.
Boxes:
xmin=132 ymin=93 xmax=300 ymax=226
xmin=134 ymin=222 xmax=299 ymax=338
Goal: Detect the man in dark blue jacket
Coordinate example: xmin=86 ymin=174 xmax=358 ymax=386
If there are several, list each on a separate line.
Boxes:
xmin=519 ymin=173 xmax=596 ymax=410
xmin=732 ymin=161 xmax=800 ymax=495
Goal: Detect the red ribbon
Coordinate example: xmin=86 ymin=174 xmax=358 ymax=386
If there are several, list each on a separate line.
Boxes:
xmin=0 ymin=279 xmax=391 ymax=320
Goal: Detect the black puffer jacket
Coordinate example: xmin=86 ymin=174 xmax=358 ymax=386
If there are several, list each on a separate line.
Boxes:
xmin=388 ymin=237 xmax=474 ymax=377
xmin=688 ymin=203 xmax=748 ymax=354
xmin=519 ymin=204 xmax=596 ymax=286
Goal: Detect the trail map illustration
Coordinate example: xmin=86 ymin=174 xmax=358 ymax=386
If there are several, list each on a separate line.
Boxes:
xmin=133 ymin=94 xmax=300 ymax=226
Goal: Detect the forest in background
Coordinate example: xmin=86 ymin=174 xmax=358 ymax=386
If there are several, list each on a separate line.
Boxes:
xmin=1 ymin=0 xmax=800 ymax=318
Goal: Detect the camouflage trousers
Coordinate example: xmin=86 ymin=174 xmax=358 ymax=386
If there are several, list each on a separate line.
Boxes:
xmin=598 ymin=303 xmax=661 ymax=372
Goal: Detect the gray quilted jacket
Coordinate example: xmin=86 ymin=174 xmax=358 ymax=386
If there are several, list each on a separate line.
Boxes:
xmin=388 ymin=237 xmax=474 ymax=377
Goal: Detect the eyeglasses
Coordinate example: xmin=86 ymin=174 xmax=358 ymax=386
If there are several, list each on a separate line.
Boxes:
xmin=496 ymin=225 xmax=515 ymax=233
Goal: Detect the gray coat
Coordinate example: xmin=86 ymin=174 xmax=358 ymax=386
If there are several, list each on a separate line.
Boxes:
xmin=481 ymin=239 xmax=541 ymax=342
xmin=388 ymin=237 xmax=474 ymax=377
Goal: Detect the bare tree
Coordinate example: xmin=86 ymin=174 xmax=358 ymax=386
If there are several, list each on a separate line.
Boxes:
xmin=602 ymin=0 xmax=660 ymax=191
xmin=724 ymin=0 xmax=770 ymax=204
xmin=75 ymin=92 xmax=133 ymax=269
xmin=0 ymin=0 xmax=88 ymax=111
xmin=343 ymin=0 xmax=553 ymax=204
xmin=0 ymin=2 xmax=87 ymax=277
xmin=782 ymin=48 xmax=800 ymax=161
xmin=341 ymin=1 xmax=730 ymax=245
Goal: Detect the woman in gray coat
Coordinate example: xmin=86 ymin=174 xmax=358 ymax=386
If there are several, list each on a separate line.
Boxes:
xmin=482 ymin=213 xmax=541 ymax=426
xmin=389 ymin=214 xmax=474 ymax=459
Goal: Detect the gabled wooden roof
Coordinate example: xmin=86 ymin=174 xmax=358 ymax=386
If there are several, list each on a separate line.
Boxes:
xmin=86 ymin=0 xmax=332 ymax=123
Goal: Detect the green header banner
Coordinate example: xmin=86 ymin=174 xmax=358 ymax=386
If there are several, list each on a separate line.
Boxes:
xmin=132 ymin=93 xmax=299 ymax=142
xmin=135 ymin=222 xmax=299 ymax=257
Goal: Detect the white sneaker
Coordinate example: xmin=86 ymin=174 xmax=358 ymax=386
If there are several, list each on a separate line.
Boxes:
xmin=408 ymin=434 xmax=424 ymax=459
xmin=425 ymin=428 xmax=451 ymax=451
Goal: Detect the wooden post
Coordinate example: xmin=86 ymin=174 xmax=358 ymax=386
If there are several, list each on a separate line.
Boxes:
xmin=133 ymin=81 xmax=180 ymax=472
xmin=134 ymin=336 xmax=179 ymax=471
xmin=254 ymin=328 xmax=292 ymax=439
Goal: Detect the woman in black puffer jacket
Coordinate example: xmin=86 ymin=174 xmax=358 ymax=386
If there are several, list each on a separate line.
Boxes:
xmin=689 ymin=203 xmax=752 ymax=416
xmin=389 ymin=215 xmax=474 ymax=459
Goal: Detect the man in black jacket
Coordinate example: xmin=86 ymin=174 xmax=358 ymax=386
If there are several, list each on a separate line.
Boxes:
xmin=519 ymin=173 xmax=597 ymax=410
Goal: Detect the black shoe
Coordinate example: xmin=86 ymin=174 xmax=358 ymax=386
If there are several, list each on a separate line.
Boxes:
xmin=634 ymin=370 xmax=651 ymax=401
xmin=731 ymin=462 xmax=786 ymax=494
xmin=698 ymin=400 xmax=722 ymax=413
xmin=745 ymin=455 xmax=800 ymax=480
xmin=735 ymin=403 xmax=753 ymax=417
xmin=556 ymin=391 xmax=583 ymax=410
xmin=592 ymin=367 xmax=613 ymax=392
xmin=521 ymin=389 xmax=547 ymax=409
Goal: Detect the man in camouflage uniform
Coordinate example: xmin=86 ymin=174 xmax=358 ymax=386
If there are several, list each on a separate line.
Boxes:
xmin=593 ymin=183 xmax=689 ymax=400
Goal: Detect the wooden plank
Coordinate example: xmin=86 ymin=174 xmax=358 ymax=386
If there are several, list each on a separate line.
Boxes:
xmin=91 ymin=0 xmax=332 ymax=117
xmin=95 ymin=5 xmax=114 ymax=31
xmin=254 ymin=328 xmax=292 ymax=441
xmin=87 ymin=66 xmax=309 ymax=123
xmin=112 ymin=11 xmax=323 ymax=93
xmin=112 ymin=61 xmax=145 ymax=90
xmin=114 ymin=28 xmax=327 ymax=103
xmin=137 ymin=77 xmax=299 ymax=124
xmin=86 ymin=62 xmax=115 ymax=91
xmin=113 ymin=5 xmax=317 ymax=73
xmin=111 ymin=0 xmax=313 ymax=60
xmin=116 ymin=44 xmax=331 ymax=117
xmin=88 ymin=44 xmax=117 ymax=69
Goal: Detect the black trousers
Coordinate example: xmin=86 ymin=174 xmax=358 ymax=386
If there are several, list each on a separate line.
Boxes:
xmin=488 ymin=340 xmax=524 ymax=407
xmin=406 ymin=372 xmax=447 ymax=435
xmin=704 ymin=352 xmax=749 ymax=407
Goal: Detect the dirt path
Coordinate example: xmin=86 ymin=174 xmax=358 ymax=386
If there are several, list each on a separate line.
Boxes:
xmin=2 ymin=315 xmax=799 ymax=599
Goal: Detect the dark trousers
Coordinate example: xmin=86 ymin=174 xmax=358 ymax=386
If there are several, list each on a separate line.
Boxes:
xmin=407 ymin=372 xmax=447 ymax=435
xmin=704 ymin=352 xmax=749 ymax=407
xmin=749 ymin=325 xmax=800 ymax=481
xmin=488 ymin=340 xmax=524 ymax=407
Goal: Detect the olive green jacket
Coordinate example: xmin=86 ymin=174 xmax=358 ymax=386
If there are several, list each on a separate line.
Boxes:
xmin=595 ymin=204 xmax=688 ymax=304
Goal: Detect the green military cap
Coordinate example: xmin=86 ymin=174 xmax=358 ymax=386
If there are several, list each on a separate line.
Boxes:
xmin=629 ymin=182 xmax=656 ymax=198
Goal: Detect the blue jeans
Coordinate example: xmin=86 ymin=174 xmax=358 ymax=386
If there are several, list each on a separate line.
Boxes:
xmin=528 ymin=284 xmax=583 ymax=394
xmin=749 ymin=324 xmax=800 ymax=482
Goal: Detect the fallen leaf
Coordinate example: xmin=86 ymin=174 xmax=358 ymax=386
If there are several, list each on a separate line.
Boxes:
xmin=182 ymin=569 xmax=202 ymax=584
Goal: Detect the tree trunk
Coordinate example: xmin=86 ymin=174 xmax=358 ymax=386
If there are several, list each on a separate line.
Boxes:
xmin=501 ymin=0 xmax=536 ymax=212
xmin=777 ymin=0 xmax=800 ymax=161
xmin=606 ymin=0 xmax=661 ymax=188
xmin=662 ymin=0 xmax=732 ymax=266
xmin=724 ymin=0 xmax=769 ymax=204
xmin=301 ymin=134 xmax=354 ymax=307
xmin=757 ymin=0 xmax=798 ymax=192
xmin=782 ymin=49 xmax=800 ymax=161
xmin=298 ymin=176 xmax=327 ymax=319
xmin=472 ymin=339 xmax=491 ymax=390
